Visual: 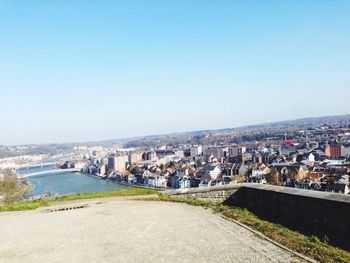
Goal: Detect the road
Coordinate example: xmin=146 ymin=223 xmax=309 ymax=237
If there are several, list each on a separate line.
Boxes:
xmin=19 ymin=168 xmax=80 ymax=178
xmin=0 ymin=196 xmax=305 ymax=263
xmin=16 ymin=162 xmax=59 ymax=169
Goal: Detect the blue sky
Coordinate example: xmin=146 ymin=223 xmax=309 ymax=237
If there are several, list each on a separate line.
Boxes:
xmin=0 ymin=0 xmax=349 ymax=145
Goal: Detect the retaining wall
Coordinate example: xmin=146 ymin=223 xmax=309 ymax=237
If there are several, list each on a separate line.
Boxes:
xmin=167 ymin=184 xmax=350 ymax=250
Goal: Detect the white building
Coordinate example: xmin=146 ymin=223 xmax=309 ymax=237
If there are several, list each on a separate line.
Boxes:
xmin=190 ymin=145 xmax=203 ymax=157
xmin=174 ymin=150 xmax=184 ymax=158
xmin=201 ymin=165 xmax=221 ymax=180
xmin=308 ymin=153 xmax=315 ymax=162
xmin=341 ymin=145 xmax=350 ymax=157
xmin=178 ymin=177 xmax=191 ymax=189
xmin=203 ymin=147 xmax=225 ymax=160
xmin=145 ymin=175 xmax=167 ymax=188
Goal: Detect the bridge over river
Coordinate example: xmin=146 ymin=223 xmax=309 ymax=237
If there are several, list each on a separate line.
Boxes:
xmin=19 ymin=168 xmax=81 ymax=178
xmin=16 ymin=162 xmax=60 ymax=170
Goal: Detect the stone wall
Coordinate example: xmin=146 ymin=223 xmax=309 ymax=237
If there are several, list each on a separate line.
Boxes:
xmin=170 ymin=190 xmax=237 ymax=203
xmin=166 ymin=185 xmax=241 ymax=203
xmin=224 ymin=184 xmax=350 ymax=250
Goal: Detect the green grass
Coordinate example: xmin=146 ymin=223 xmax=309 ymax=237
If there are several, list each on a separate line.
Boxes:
xmin=0 ymin=199 xmax=53 ymax=212
xmin=55 ymin=188 xmax=157 ymax=202
xmin=148 ymin=194 xmax=350 ymax=263
xmin=0 ymin=188 xmax=157 ymax=212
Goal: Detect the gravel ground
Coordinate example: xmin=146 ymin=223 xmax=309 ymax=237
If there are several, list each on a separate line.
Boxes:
xmin=0 ymin=197 xmax=305 ymax=263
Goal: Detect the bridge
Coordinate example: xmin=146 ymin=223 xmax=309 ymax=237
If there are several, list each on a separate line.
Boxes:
xmin=19 ymin=168 xmax=80 ymax=178
xmin=16 ymin=162 xmax=60 ymax=170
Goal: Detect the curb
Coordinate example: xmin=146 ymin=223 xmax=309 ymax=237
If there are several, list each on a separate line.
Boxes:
xmin=219 ymin=214 xmax=318 ymax=263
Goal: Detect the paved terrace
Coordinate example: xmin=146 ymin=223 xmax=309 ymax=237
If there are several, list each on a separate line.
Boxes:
xmin=0 ymin=196 xmax=305 ymax=263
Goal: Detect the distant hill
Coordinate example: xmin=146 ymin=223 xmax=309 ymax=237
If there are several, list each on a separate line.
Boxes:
xmin=95 ymin=113 xmax=350 ymax=145
xmin=241 ymin=114 xmax=350 ymax=129
xmin=118 ymin=113 xmax=350 ymax=147
xmin=6 ymin=114 xmax=350 ymax=149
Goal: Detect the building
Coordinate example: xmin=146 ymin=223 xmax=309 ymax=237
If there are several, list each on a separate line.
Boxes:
xmin=178 ymin=177 xmax=191 ymax=189
xmin=144 ymin=174 xmax=167 ymax=188
xmin=248 ymin=170 xmax=266 ymax=184
xmin=203 ymin=147 xmax=225 ymax=160
xmin=228 ymin=146 xmax=239 ymax=157
xmin=97 ymin=164 xmax=106 ymax=176
xmin=190 ymin=145 xmax=203 ymax=157
xmin=156 ymin=150 xmax=175 ymax=159
xmin=174 ymin=150 xmax=184 ymax=158
xmin=238 ymin=164 xmax=248 ymax=177
xmin=146 ymin=151 xmax=157 ymax=161
xmin=239 ymin=146 xmax=247 ymax=154
xmin=142 ymin=152 xmax=148 ymax=160
xmin=200 ymin=165 xmax=222 ymax=180
xmin=108 ymin=155 xmax=126 ymax=173
xmin=341 ymin=144 xmax=350 ymax=157
xmin=128 ymin=152 xmax=143 ymax=164
xmin=325 ymin=143 xmax=341 ymax=157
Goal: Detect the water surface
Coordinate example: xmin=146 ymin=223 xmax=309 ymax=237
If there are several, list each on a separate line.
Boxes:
xmin=18 ymin=167 xmax=131 ymax=197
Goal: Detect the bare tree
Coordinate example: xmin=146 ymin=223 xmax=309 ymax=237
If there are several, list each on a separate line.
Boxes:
xmin=0 ymin=169 xmax=32 ymax=204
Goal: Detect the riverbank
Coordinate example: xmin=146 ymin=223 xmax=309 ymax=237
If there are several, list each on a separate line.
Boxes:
xmin=87 ymin=173 xmax=167 ymax=191
xmin=21 ymin=169 xmax=131 ymax=198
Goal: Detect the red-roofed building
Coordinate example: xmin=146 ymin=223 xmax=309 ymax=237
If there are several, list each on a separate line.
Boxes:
xmin=284 ymin=140 xmax=294 ymax=145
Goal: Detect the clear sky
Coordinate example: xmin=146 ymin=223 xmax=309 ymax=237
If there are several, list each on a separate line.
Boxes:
xmin=0 ymin=0 xmax=349 ymax=145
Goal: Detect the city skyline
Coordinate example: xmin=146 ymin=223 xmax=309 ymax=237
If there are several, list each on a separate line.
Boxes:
xmin=1 ymin=0 xmax=350 ymax=145
xmin=1 ymin=112 xmax=349 ymax=146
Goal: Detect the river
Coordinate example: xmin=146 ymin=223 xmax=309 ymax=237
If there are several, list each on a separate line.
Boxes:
xmin=17 ymin=166 xmax=131 ymax=197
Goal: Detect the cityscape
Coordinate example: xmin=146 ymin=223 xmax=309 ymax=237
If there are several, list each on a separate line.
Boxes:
xmin=2 ymin=114 xmax=350 ymax=197
xmin=1 ymin=115 xmax=350 ymax=262
xmin=1 ymin=1 xmax=350 ymax=263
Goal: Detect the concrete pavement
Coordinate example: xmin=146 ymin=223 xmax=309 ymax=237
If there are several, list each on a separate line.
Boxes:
xmin=0 ymin=197 xmax=305 ymax=263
